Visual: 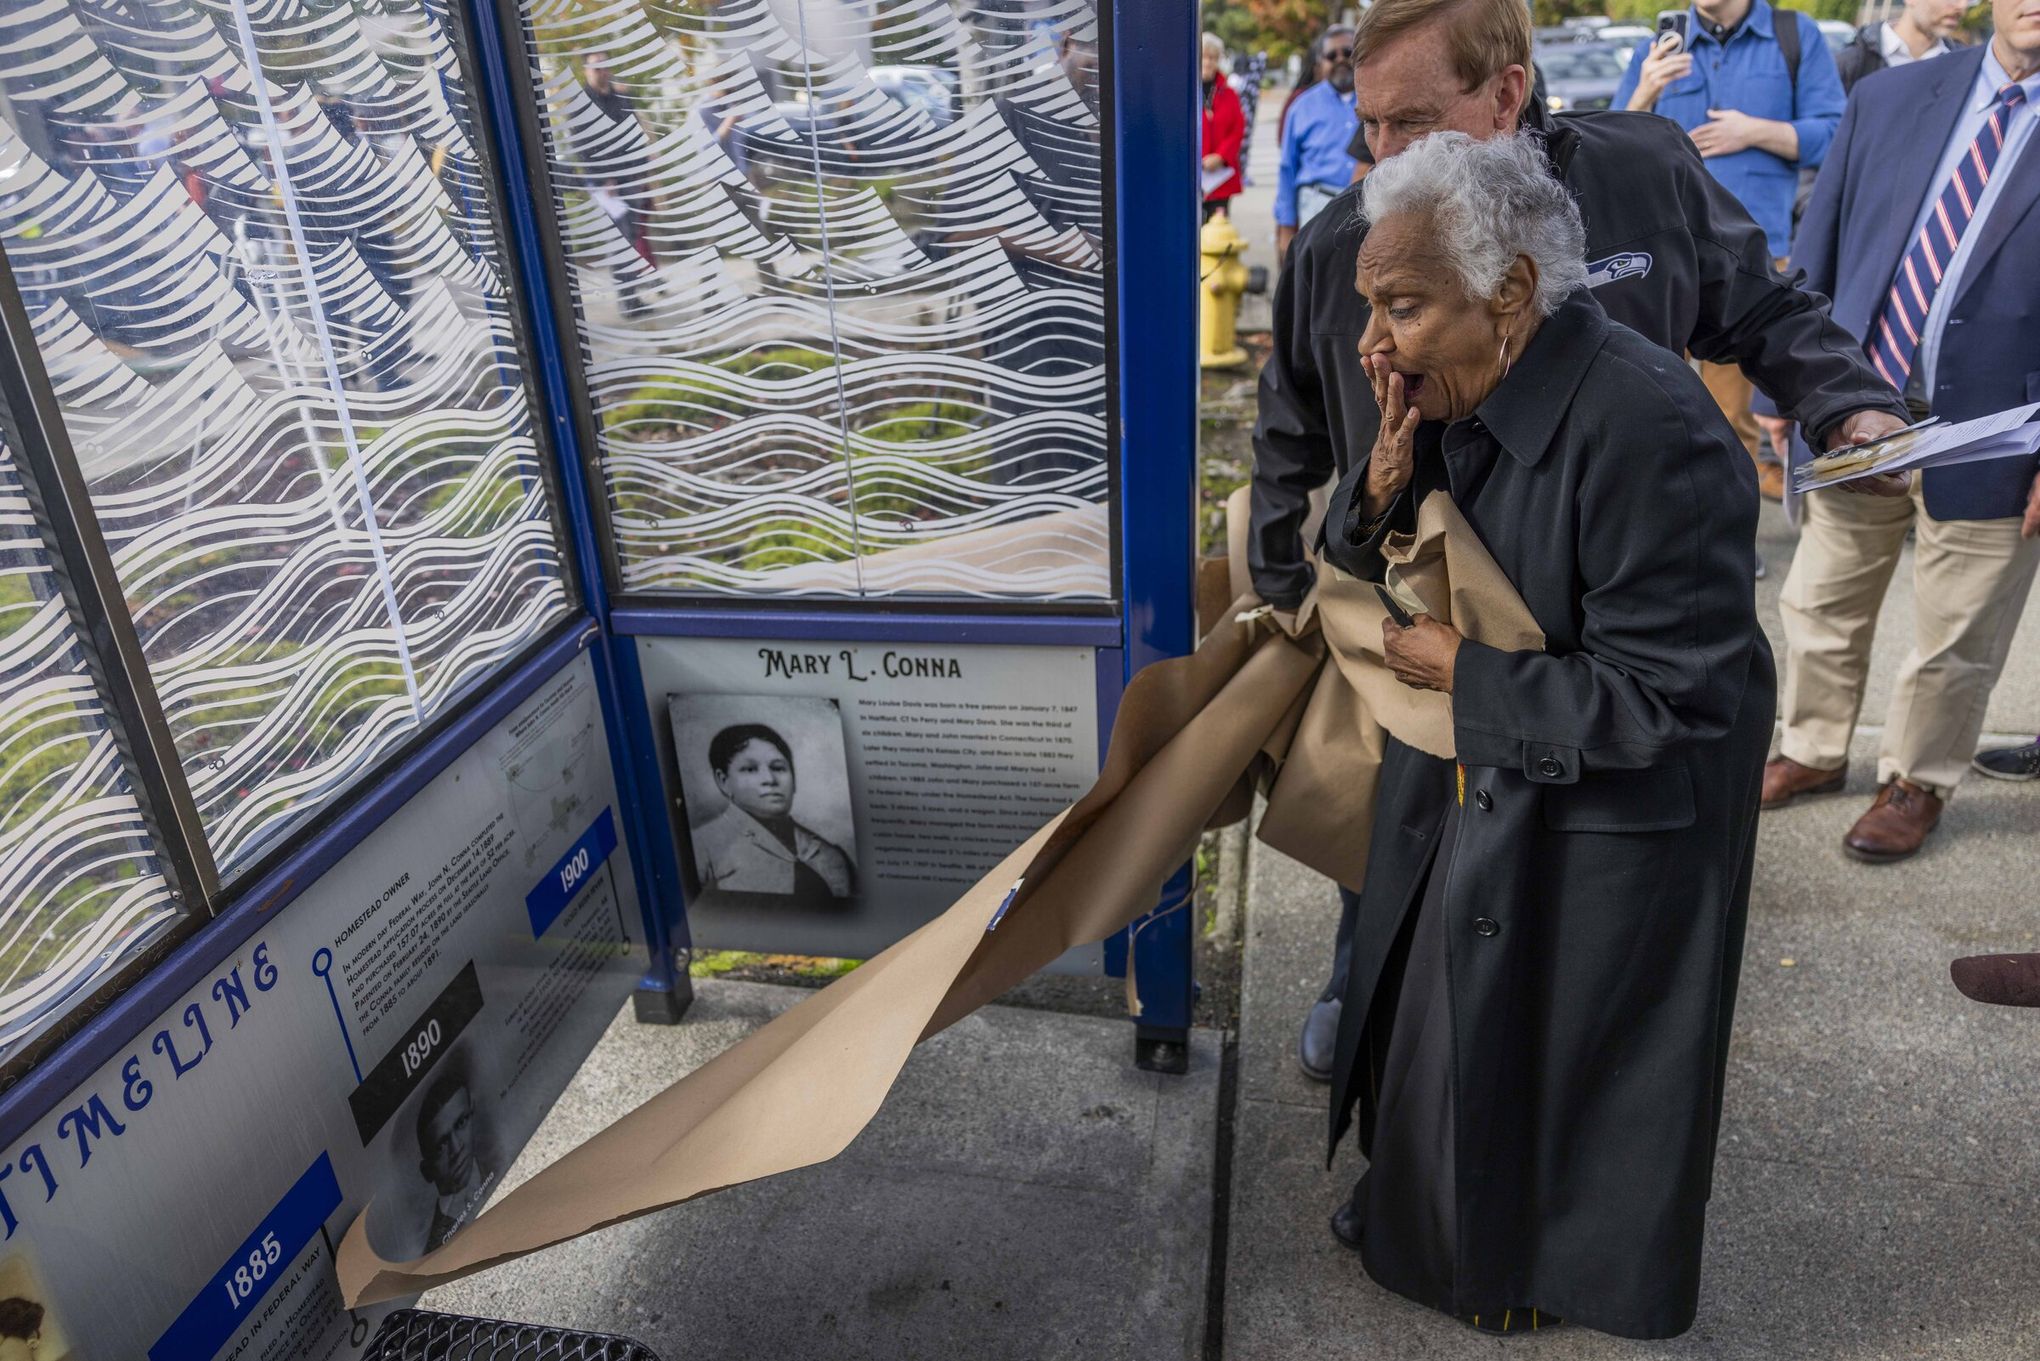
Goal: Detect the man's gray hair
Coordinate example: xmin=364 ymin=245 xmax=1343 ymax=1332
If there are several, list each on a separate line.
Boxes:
xmin=1359 ymin=132 xmax=1587 ymax=317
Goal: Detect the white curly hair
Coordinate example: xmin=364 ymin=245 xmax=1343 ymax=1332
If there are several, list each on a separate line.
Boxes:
xmin=1359 ymin=131 xmax=1587 ymax=317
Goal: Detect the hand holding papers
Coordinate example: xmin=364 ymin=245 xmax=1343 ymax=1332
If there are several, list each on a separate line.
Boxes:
xmin=1795 ymin=404 xmax=2040 ymax=494
xmin=1200 ymin=164 xmax=1234 ymax=198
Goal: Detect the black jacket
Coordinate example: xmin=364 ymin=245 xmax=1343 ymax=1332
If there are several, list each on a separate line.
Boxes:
xmin=1832 ymin=22 xmax=1963 ymax=93
xmin=1834 ymin=22 xmax=1889 ymax=92
xmin=1248 ymin=102 xmax=1906 ymax=609
xmin=1321 ymin=290 xmax=1775 ymax=1339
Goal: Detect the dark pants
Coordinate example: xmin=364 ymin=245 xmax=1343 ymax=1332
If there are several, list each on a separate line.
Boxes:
xmin=1345 ymin=804 xmax=1461 ymax=1310
xmin=1320 ymin=884 xmax=1362 ymax=1003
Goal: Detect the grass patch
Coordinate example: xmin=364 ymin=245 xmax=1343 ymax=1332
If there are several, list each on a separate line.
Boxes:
xmin=689 ymin=949 xmax=863 ymax=981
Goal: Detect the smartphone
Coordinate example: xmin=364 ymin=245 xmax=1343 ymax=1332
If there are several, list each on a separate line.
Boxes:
xmin=1375 ymin=583 xmax=1415 ymax=629
xmin=1655 ymin=10 xmax=1688 ymax=50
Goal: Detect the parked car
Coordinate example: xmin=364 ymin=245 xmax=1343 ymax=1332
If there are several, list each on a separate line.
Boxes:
xmin=868 ymin=65 xmax=958 ymax=126
xmin=1816 ymin=18 xmax=1855 ymax=51
xmin=1599 ymin=25 xmax=1654 ymax=66
xmin=1534 ymin=41 xmax=1627 ymax=110
xmin=769 ymin=94 xmax=833 ymax=140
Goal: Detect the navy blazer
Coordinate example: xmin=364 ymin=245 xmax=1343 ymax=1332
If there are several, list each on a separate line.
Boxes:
xmin=1794 ymin=46 xmax=2040 ymax=521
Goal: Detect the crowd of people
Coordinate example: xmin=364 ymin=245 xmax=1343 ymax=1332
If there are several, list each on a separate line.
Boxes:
xmin=1222 ymin=0 xmax=2040 ymax=1340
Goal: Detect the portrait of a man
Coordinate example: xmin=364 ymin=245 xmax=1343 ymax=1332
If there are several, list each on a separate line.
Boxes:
xmin=415 ymin=1066 xmax=494 ymax=1254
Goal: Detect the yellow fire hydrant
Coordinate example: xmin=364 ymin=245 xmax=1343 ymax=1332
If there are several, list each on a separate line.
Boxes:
xmin=1199 ymin=211 xmax=1251 ymax=370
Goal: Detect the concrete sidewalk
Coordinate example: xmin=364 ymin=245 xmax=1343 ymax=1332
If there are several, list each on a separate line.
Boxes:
xmin=1221 ymin=500 xmax=2040 ymax=1360
xmin=420 ymin=499 xmax=2040 ymax=1360
xmin=424 ymin=980 xmax=1221 ymax=1360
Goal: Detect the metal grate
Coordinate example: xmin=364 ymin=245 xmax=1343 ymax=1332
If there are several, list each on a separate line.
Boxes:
xmin=363 ymin=1309 xmax=663 ymax=1361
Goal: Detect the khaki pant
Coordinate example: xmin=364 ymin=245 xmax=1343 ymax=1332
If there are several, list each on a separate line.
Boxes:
xmin=1699 ymin=359 xmax=1762 ymax=461
xmin=1778 ymin=485 xmax=2040 ymax=796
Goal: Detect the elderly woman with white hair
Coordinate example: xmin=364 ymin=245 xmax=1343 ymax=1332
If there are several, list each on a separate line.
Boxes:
xmin=1200 ymin=32 xmax=1245 ymax=221
xmin=1316 ymin=132 xmax=1774 ymax=1340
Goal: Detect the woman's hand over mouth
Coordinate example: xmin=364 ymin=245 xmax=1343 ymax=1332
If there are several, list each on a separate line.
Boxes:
xmin=1362 ymin=353 xmax=1422 ymax=519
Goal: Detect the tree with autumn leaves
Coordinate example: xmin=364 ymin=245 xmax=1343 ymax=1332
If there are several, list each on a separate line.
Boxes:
xmin=1203 ymin=0 xmax=1325 ymax=63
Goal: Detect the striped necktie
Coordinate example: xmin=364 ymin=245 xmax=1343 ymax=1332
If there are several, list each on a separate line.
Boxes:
xmin=1867 ymin=82 xmax=2029 ymax=390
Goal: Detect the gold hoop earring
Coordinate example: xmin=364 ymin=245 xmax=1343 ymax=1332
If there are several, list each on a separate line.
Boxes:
xmin=1498 ymin=330 xmax=1512 ymax=382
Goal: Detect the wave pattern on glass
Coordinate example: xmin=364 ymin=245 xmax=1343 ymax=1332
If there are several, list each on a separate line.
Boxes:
xmin=0 ymin=432 xmax=180 ymax=1060
xmin=520 ymin=0 xmax=1111 ymax=599
xmin=0 ymin=0 xmax=573 ymax=873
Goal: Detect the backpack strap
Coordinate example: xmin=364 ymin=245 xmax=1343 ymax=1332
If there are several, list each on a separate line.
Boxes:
xmin=1777 ymin=10 xmax=1801 ymax=93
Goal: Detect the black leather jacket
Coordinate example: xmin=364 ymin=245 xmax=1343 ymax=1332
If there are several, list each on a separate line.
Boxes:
xmin=1247 ymin=101 xmax=1906 ymax=609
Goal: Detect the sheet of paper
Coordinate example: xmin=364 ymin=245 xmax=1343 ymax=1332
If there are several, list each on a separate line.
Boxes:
xmin=1200 ymin=165 xmax=1233 ymax=198
xmin=1796 ymin=404 xmax=2040 ymax=491
xmin=1922 ymin=428 xmax=2040 ymax=471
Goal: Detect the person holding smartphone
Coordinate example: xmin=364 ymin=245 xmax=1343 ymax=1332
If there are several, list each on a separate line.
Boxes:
xmin=1615 ymin=2 xmax=1849 ymax=498
xmin=1626 ymin=13 xmax=1694 ymax=108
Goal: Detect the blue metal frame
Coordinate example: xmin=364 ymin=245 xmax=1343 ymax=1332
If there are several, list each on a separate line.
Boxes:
xmin=1112 ymin=0 xmax=1201 ymax=1039
xmin=0 ymin=0 xmax=1202 ymax=1125
xmin=614 ymin=637 xmax=690 ymax=957
xmin=0 ymin=0 xmax=697 ymax=1130
xmin=0 ymin=621 xmax=600 ymax=1150
xmin=611 ymin=607 xmax=1124 ymax=648
xmin=461 ymin=0 xmax=688 ymax=1008
xmin=539 ymin=0 xmax=1202 ymax=1039
xmin=595 ymin=0 xmax=1202 ymax=1043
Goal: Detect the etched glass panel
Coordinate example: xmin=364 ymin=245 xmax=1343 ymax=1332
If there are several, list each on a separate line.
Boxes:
xmin=517 ymin=0 xmax=1111 ymax=599
xmin=0 ymin=431 xmax=180 ymax=1061
xmin=0 ymin=0 xmax=575 ymax=873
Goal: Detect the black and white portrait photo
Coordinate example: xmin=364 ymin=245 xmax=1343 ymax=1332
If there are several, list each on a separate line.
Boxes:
xmin=669 ymin=694 xmax=859 ymax=912
xmin=0 ymin=1252 xmax=70 ymax=1361
xmin=414 ymin=1060 xmax=496 ymax=1253
xmin=366 ymin=1046 xmax=501 ymax=1261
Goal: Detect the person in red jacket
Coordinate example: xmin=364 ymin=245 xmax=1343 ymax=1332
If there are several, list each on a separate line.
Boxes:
xmin=1202 ymin=33 xmax=1245 ymax=220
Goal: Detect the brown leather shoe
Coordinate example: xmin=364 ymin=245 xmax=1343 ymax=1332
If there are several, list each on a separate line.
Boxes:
xmin=1761 ymin=756 xmax=1847 ymax=809
xmin=1843 ymin=779 xmax=1943 ymax=863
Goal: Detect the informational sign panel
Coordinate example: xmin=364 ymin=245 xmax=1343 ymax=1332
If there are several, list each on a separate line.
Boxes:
xmin=638 ymin=638 xmax=1101 ymax=961
xmin=0 ymin=653 xmax=642 ymax=1361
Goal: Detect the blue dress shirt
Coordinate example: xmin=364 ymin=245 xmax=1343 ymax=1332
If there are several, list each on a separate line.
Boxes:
xmin=1613 ymin=0 xmax=1846 ymax=257
xmin=1899 ymin=46 xmax=2040 ymax=400
xmin=1275 ymin=81 xmax=1359 ymax=227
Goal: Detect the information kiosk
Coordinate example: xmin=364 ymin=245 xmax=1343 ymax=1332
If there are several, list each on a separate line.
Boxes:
xmin=0 ymin=0 xmax=1196 ymax=1351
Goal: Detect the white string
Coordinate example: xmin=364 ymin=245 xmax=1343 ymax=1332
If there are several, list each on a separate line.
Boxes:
xmin=228 ymin=0 xmax=426 ymax=723
xmin=792 ymin=0 xmax=869 ymax=594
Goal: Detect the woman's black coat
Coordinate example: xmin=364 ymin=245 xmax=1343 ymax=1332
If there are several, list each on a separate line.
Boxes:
xmin=1321 ymin=289 xmax=1775 ymax=1340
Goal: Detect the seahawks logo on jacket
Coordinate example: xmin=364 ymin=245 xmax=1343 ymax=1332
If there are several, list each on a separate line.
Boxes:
xmin=1585 ymin=252 xmax=1654 ymax=287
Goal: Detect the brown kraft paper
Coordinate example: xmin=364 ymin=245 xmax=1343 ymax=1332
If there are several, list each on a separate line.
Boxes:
xmin=336 ymin=489 xmax=1541 ymax=1306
